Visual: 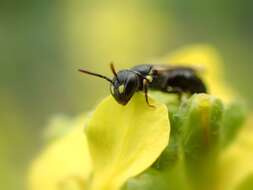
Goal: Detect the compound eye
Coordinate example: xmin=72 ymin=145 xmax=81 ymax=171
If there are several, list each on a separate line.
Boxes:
xmin=118 ymin=84 xmax=125 ymax=94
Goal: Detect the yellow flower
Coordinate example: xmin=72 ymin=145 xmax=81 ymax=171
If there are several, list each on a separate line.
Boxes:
xmin=28 ymin=44 xmax=252 ymax=190
xmin=28 ymin=93 xmax=170 ymax=190
xmin=219 ymin=116 xmax=253 ymax=190
xmin=28 ymin=114 xmax=92 ymax=190
xmin=86 ymin=94 xmax=170 ymax=190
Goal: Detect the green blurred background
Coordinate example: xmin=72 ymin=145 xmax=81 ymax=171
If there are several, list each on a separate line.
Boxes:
xmin=0 ymin=0 xmax=252 ymax=189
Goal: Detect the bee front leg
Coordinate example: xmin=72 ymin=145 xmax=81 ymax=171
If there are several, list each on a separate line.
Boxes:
xmin=143 ymin=79 xmax=155 ymax=108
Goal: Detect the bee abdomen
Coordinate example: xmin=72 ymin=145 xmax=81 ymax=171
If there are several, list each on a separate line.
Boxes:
xmin=168 ymin=74 xmax=206 ymax=93
xmin=150 ymin=68 xmax=207 ymax=94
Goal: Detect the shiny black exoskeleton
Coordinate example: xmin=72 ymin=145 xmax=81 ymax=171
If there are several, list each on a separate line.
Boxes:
xmin=79 ymin=63 xmax=207 ymax=106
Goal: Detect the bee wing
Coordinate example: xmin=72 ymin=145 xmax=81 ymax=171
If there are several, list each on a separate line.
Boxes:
xmin=152 ymin=64 xmax=206 ymax=75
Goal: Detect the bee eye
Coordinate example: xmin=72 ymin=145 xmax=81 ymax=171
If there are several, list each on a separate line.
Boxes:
xmin=118 ymin=84 xmax=125 ymax=94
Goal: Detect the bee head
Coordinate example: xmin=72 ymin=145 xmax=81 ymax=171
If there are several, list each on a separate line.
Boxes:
xmin=110 ymin=70 xmax=140 ymax=105
xmin=78 ymin=63 xmax=140 ymax=105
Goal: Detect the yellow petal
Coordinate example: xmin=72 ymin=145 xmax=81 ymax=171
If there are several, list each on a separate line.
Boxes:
xmin=163 ymin=44 xmax=235 ymax=102
xmin=219 ymin=116 xmax=253 ymax=190
xmin=85 ymin=93 xmax=170 ymax=190
xmin=28 ymin=114 xmax=92 ymax=190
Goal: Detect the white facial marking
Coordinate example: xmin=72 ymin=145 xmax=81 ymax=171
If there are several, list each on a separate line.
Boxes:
xmin=111 ymin=85 xmax=115 ymax=94
xmin=118 ymin=85 xmax=125 ymax=94
xmin=146 ymin=75 xmax=153 ymax=82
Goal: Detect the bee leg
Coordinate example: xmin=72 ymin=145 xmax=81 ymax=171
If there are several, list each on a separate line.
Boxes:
xmin=166 ymin=87 xmax=183 ymax=101
xmin=143 ymin=79 xmax=155 ymax=108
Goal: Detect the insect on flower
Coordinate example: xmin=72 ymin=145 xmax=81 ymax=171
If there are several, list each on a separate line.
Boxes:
xmin=79 ymin=63 xmax=207 ymax=106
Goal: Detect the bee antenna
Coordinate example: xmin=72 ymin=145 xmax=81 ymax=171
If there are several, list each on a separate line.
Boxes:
xmin=110 ymin=62 xmax=119 ymax=82
xmin=78 ymin=69 xmax=113 ymax=83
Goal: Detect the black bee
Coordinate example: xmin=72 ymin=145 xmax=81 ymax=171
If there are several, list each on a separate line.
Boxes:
xmin=79 ymin=63 xmax=207 ymax=106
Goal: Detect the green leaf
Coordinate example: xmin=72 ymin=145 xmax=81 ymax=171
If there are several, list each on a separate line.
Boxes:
xmin=85 ymin=93 xmax=170 ymax=190
xmin=178 ymin=94 xmax=223 ymax=190
xmin=124 ymin=161 xmax=190 ymax=190
xmin=122 ymin=169 xmax=168 ymax=190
